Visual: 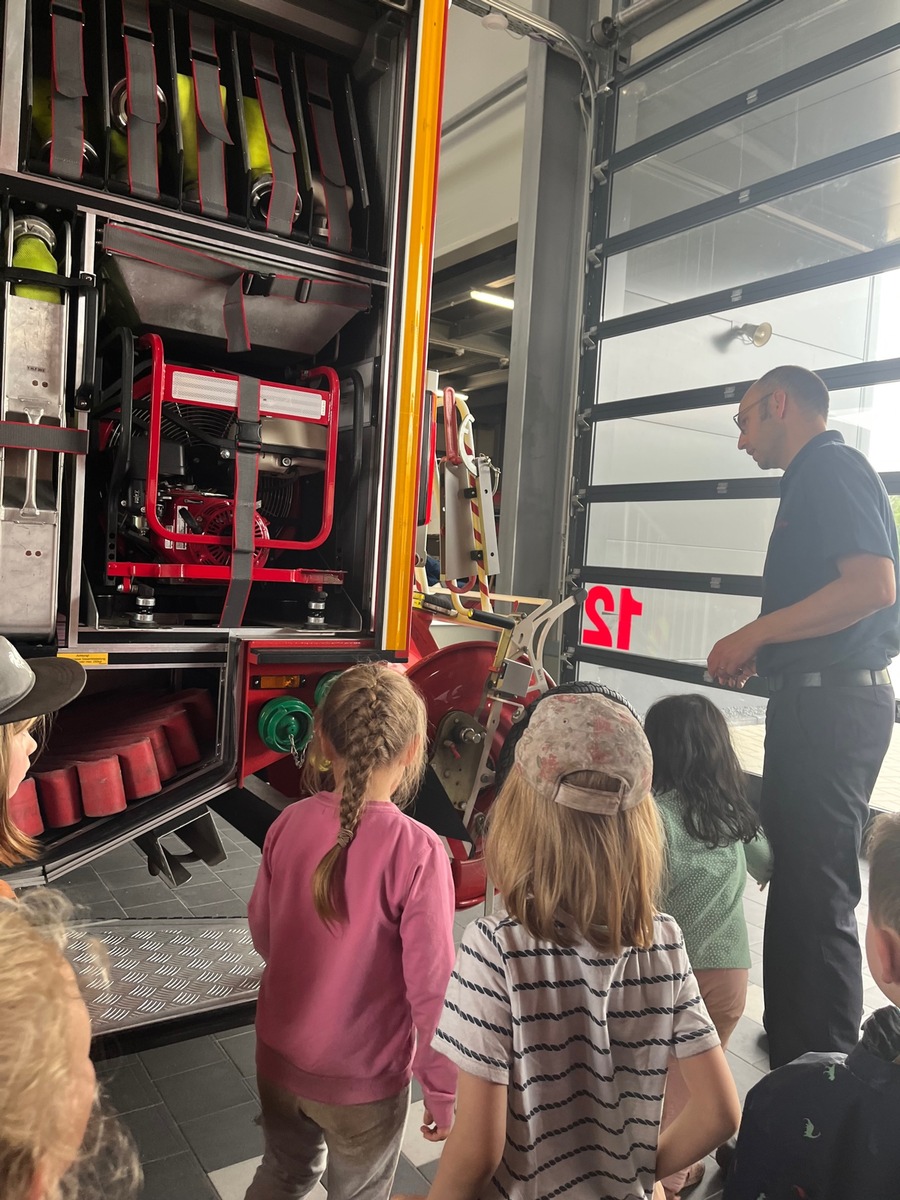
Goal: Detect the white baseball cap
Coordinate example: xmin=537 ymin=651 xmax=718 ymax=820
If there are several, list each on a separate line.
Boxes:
xmin=0 ymin=637 xmax=85 ymax=723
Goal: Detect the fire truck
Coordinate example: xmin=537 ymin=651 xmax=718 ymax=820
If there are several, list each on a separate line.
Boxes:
xmin=0 ymin=0 xmax=580 ymax=1041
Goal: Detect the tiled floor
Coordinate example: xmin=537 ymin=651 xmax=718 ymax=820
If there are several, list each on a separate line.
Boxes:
xmin=60 ymin=819 xmax=881 ymax=1200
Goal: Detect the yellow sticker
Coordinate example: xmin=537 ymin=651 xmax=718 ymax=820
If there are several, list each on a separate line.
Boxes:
xmin=411 ymin=593 xmax=424 ymax=610
xmin=58 ymin=652 xmax=109 ymax=666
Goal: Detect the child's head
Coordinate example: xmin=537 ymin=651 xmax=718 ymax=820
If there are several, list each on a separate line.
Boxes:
xmin=0 ymin=890 xmax=140 ymax=1200
xmin=865 ymin=813 xmax=900 ymax=1007
xmin=310 ymin=664 xmax=427 ymax=922
xmin=486 ymin=692 xmax=662 ymax=954
xmin=494 ymin=680 xmax=640 ymax=792
xmin=643 ymin=693 xmax=758 ymax=848
xmin=0 ymin=639 xmax=85 ymax=867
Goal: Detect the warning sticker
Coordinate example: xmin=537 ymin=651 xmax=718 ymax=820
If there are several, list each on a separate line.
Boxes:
xmin=58 ymin=652 xmax=109 ymax=666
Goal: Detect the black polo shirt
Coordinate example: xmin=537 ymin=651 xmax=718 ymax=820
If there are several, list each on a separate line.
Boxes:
xmin=756 ymin=430 xmax=900 ymax=676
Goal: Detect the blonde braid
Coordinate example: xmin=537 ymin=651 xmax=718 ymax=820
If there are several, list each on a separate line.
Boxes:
xmin=311 ymin=666 xmax=428 ymax=923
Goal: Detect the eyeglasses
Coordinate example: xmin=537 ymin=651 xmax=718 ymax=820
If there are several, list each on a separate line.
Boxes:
xmin=733 ymin=392 xmax=774 ymax=434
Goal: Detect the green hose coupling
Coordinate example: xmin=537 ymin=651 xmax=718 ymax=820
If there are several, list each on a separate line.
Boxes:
xmin=314 ymin=671 xmax=344 ymax=708
xmin=258 ymin=696 xmax=314 ymax=756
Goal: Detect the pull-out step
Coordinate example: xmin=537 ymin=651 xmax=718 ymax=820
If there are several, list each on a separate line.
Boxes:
xmin=71 ymin=917 xmax=261 ymax=1053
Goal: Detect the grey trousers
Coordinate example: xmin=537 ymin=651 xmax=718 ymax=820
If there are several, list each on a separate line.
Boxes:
xmin=244 ymin=1077 xmax=409 ymax=1200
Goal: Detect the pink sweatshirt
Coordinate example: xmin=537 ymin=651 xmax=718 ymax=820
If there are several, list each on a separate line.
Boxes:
xmin=248 ymin=790 xmax=458 ymax=1127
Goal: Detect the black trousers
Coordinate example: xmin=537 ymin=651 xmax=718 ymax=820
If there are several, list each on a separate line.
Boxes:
xmin=760 ymin=683 xmax=894 ymax=1068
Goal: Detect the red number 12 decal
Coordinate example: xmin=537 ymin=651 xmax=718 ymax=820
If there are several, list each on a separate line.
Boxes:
xmin=583 ymin=586 xmax=643 ymax=651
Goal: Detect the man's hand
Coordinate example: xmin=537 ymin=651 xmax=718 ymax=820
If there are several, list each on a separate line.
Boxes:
xmin=421 ymin=1108 xmax=451 ymax=1143
xmin=0 ymin=880 xmax=16 ymax=902
xmin=707 ymin=624 xmax=761 ymax=688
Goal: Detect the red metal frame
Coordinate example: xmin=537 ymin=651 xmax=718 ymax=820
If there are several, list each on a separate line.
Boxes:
xmin=237 ymin=640 xmax=372 ymax=783
xmin=406 ymin=639 xmax=545 ymax=908
xmin=107 ymin=334 xmax=344 ymax=587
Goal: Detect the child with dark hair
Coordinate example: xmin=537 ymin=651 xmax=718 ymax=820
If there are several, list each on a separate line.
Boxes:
xmin=643 ymin=694 xmax=772 ymax=1200
xmin=723 ymin=811 xmax=900 ymax=1198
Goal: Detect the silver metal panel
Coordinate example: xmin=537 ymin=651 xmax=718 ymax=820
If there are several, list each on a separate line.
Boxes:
xmin=498 ymin=0 xmax=594 ymax=665
xmin=0 ymin=522 xmax=60 ymax=634
xmin=4 ymin=297 xmax=65 ymax=404
xmin=0 ymin=287 xmax=67 ymax=636
xmin=70 ymin=919 xmax=261 ymax=1034
xmin=441 ymin=461 xmax=476 ymax=580
xmin=0 ymin=0 xmax=26 ymax=173
xmin=474 ymin=458 xmax=500 ymax=575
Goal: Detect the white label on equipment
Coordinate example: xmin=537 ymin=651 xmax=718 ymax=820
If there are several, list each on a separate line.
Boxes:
xmin=259 ymin=385 xmax=325 ymax=421
xmin=171 ymin=371 xmax=239 ymax=409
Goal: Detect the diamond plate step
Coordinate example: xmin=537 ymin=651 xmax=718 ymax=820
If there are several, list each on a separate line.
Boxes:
xmin=69 ymin=918 xmax=261 ymax=1035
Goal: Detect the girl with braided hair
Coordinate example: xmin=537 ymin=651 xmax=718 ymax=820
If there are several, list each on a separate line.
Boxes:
xmin=246 ymin=664 xmax=457 ymax=1200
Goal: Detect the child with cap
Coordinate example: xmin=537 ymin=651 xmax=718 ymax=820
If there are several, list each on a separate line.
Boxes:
xmin=722 ymin=811 xmax=900 ymax=1199
xmin=395 ymin=692 xmax=741 ymax=1200
xmin=0 ymin=636 xmax=86 ymax=894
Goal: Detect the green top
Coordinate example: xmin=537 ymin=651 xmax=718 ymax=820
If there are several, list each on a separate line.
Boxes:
xmin=656 ymin=789 xmax=773 ymax=971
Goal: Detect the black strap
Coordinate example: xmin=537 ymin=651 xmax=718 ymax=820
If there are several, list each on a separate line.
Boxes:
xmin=250 ymin=35 xmax=297 ymax=235
xmin=189 ymin=13 xmax=231 ymax=220
xmin=0 ymin=422 xmax=88 ymax=455
xmin=50 ymin=0 xmax=88 ymax=180
xmin=219 ymin=375 xmax=260 ymax=627
xmin=265 ymin=273 xmax=370 ymax=311
xmin=304 ymin=56 xmax=351 ymax=252
xmin=122 ymin=0 xmax=160 ymax=201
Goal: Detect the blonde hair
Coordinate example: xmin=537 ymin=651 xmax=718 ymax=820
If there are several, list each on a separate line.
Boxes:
xmin=0 ymin=890 xmax=140 ymax=1200
xmin=485 ymin=768 xmax=663 ymax=954
xmin=307 ymin=665 xmax=427 ymax=922
xmin=0 ymin=717 xmax=44 ymax=867
xmin=868 ymin=813 xmax=900 ymax=935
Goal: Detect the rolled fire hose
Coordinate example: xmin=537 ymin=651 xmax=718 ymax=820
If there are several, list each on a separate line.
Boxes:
xmin=11 ymin=216 xmax=61 ymax=304
xmin=177 ymin=74 xmax=228 ymax=189
xmin=108 ymin=77 xmax=167 ymax=169
xmin=242 ymin=96 xmax=301 ymax=224
xmin=31 ymin=77 xmax=98 ymax=173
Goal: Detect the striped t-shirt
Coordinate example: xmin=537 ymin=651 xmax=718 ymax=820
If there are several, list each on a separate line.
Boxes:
xmin=434 ymin=911 xmax=718 ymax=1200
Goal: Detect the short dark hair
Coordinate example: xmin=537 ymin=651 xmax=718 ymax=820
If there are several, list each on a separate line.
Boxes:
xmin=756 ymin=365 xmax=829 ymax=418
xmin=868 ymin=813 xmax=900 ymax=935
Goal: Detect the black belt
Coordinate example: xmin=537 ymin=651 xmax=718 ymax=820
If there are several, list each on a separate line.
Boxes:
xmin=767 ymin=668 xmax=891 ymax=693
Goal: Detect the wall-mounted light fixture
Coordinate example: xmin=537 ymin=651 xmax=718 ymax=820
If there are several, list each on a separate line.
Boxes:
xmin=470 ymin=289 xmax=514 ymax=310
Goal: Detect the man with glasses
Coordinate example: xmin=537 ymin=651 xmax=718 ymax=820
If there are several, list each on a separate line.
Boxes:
xmin=707 ymin=365 xmax=899 ymax=1069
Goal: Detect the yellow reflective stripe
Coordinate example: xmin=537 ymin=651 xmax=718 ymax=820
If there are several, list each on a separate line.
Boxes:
xmin=383 ymin=0 xmax=449 ymax=653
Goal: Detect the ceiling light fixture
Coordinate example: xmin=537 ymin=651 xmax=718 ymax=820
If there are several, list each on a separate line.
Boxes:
xmin=470 ymin=289 xmax=514 ymax=310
